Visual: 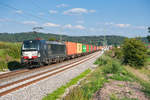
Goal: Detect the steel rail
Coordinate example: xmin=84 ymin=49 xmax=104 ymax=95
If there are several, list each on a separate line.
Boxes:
xmin=0 ymin=52 xmax=99 ymax=97
xmin=0 ymin=52 xmax=95 ymax=79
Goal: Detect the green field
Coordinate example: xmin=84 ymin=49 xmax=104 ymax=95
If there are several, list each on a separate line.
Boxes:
xmin=0 ymin=41 xmax=22 ymax=71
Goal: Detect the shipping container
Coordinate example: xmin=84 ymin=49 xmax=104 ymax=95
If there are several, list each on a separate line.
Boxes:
xmin=91 ymin=45 xmax=93 ymax=51
xmin=86 ymin=45 xmax=89 ymax=52
xmin=82 ymin=44 xmax=86 ymax=53
xmin=65 ymin=42 xmax=77 ymax=55
xmin=89 ymin=45 xmax=91 ymax=52
xmin=98 ymin=46 xmax=100 ymax=50
xmin=77 ymin=43 xmax=82 ymax=54
xmin=97 ymin=46 xmax=99 ymax=50
xmin=94 ymin=46 xmax=96 ymax=51
xmin=99 ymin=46 xmax=103 ymax=50
xmin=92 ymin=45 xmax=94 ymax=51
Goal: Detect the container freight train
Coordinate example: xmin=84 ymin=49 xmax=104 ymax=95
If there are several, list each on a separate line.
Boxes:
xmin=21 ymin=39 xmax=102 ymax=68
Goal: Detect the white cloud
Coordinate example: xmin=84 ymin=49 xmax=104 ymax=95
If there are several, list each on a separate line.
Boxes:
xmin=115 ymin=24 xmax=130 ymax=28
xmin=56 ymin=4 xmax=68 ymax=8
xmin=49 ymin=10 xmax=58 ymax=14
xmin=63 ymin=24 xmax=85 ymax=30
xmin=104 ymin=22 xmax=131 ymax=28
xmin=74 ymin=25 xmax=85 ymax=30
xmin=104 ymin=22 xmax=147 ymax=30
xmin=63 ymin=8 xmax=96 ymax=15
xmin=63 ymin=24 xmax=73 ymax=29
xmin=23 ymin=21 xmax=38 ymax=25
xmin=44 ymin=22 xmax=60 ymax=27
xmin=15 ymin=10 xmax=23 ymax=14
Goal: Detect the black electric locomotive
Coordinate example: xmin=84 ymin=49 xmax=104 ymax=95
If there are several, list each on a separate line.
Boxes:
xmin=21 ymin=39 xmax=66 ymax=68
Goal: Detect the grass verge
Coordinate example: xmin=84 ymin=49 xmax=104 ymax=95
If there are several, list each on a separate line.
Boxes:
xmin=44 ymin=54 xmax=150 ymax=100
xmin=63 ymin=66 xmax=108 ymax=100
xmin=0 ymin=42 xmax=21 ymax=71
xmin=125 ymin=67 xmax=150 ymax=98
xmin=43 ymin=69 xmax=91 ymax=100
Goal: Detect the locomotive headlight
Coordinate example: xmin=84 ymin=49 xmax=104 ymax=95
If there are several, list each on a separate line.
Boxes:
xmin=38 ymin=53 xmax=40 ymax=57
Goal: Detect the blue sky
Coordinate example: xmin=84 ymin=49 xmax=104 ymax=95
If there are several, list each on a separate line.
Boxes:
xmin=0 ymin=0 xmax=149 ymax=37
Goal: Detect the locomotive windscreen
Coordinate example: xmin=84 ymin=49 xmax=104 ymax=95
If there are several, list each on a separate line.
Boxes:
xmin=22 ymin=40 xmax=39 ymax=50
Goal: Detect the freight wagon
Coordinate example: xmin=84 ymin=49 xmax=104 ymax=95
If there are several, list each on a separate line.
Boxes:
xmin=65 ymin=42 xmax=77 ymax=58
xmin=21 ymin=39 xmax=101 ymax=68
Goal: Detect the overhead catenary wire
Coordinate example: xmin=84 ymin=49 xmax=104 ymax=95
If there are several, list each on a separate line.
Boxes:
xmin=0 ymin=2 xmax=90 ymax=41
xmin=0 ymin=2 xmax=56 ymax=32
xmin=0 ymin=2 xmax=50 ymax=22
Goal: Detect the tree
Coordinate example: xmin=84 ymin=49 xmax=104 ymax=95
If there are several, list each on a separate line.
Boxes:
xmin=148 ymin=27 xmax=150 ymax=33
xmin=48 ymin=37 xmax=56 ymax=41
xmin=122 ymin=38 xmax=147 ymax=67
xmin=147 ymin=27 xmax=150 ymax=43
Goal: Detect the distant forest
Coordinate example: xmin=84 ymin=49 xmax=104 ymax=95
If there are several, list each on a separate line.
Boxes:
xmin=0 ymin=32 xmax=148 ymax=46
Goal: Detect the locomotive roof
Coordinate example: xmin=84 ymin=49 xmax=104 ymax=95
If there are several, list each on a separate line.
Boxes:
xmin=46 ymin=41 xmax=65 ymax=45
xmin=23 ymin=40 xmax=65 ymax=45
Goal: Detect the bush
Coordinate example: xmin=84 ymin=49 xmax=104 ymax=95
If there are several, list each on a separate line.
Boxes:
xmin=0 ymin=61 xmax=7 ymax=71
xmin=0 ymin=42 xmax=10 ymax=49
xmin=94 ymin=56 xmax=112 ymax=66
xmin=6 ymin=44 xmax=21 ymax=59
xmin=147 ymin=50 xmax=150 ymax=56
xmin=95 ymin=56 xmax=123 ymax=74
xmin=113 ymin=48 xmax=123 ymax=60
xmin=122 ymin=38 xmax=147 ymax=67
xmin=104 ymin=50 xmax=114 ymax=58
xmin=102 ymin=60 xmax=122 ymax=74
xmin=7 ymin=61 xmax=22 ymax=70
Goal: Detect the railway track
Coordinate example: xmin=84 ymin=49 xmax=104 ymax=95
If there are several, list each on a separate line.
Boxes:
xmin=0 ymin=52 xmax=95 ymax=80
xmin=0 ymin=51 xmax=100 ymax=97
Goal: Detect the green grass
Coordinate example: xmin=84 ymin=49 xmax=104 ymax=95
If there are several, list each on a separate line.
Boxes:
xmin=43 ymin=69 xmax=91 ymax=100
xmin=147 ymin=57 xmax=150 ymax=63
xmin=0 ymin=41 xmax=21 ymax=71
xmin=126 ymin=69 xmax=150 ymax=98
xmin=110 ymin=94 xmax=138 ymax=100
xmin=63 ymin=67 xmax=107 ymax=100
xmin=0 ymin=49 xmax=5 ymax=58
xmin=58 ymin=55 xmax=150 ymax=100
xmin=63 ymin=56 xmax=133 ymax=100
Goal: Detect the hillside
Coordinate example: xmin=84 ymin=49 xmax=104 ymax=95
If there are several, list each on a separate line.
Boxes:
xmin=0 ymin=32 xmax=148 ymax=45
xmin=0 ymin=32 xmax=126 ymax=45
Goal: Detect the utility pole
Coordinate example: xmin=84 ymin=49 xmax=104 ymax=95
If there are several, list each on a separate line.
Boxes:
xmin=103 ymin=29 xmax=107 ymax=46
xmin=32 ymin=27 xmax=43 ymax=39
xmin=59 ymin=27 xmax=63 ymax=42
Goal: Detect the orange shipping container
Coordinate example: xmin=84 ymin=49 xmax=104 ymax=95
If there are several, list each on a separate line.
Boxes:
xmin=65 ymin=42 xmax=77 ymax=55
xmin=77 ymin=43 xmax=82 ymax=54
xmin=86 ymin=45 xmax=89 ymax=52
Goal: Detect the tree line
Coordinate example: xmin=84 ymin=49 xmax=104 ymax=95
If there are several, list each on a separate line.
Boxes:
xmin=0 ymin=32 xmax=148 ymax=46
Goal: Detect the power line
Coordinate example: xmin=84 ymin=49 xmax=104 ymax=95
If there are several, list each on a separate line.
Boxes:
xmin=0 ymin=2 xmax=55 ymax=32
xmin=0 ymin=3 xmax=49 ymax=22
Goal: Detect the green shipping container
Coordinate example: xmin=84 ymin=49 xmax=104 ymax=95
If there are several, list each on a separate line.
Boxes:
xmin=89 ymin=45 xmax=91 ymax=52
xmin=82 ymin=44 xmax=87 ymax=53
